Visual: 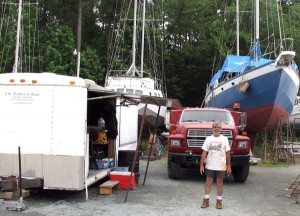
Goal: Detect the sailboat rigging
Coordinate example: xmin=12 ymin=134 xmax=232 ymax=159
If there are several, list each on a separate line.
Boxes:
xmin=0 ymin=0 xmax=40 ymax=74
xmin=105 ymin=0 xmax=165 ymax=96
xmin=204 ymin=0 xmax=299 ymax=143
xmin=105 ymin=0 xmax=167 ymax=129
xmin=12 ymin=0 xmax=22 ymax=73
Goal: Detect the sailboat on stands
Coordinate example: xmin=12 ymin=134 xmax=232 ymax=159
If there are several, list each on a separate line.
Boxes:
xmin=105 ymin=0 xmax=167 ymax=131
xmin=204 ymin=0 xmax=299 ymax=142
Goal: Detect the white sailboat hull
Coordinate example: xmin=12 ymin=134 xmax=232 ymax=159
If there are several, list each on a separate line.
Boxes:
xmin=106 ymin=76 xmax=167 ymax=130
xmin=106 ymin=75 xmax=163 ymax=97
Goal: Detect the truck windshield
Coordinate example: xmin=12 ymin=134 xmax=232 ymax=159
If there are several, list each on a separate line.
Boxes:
xmin=181 ymin=110 xmax=234 ymax=125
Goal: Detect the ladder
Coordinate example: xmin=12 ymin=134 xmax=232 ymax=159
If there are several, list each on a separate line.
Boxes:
xmin=156 ymin=137 xmax=166 ymax=157
xmin=286 ymin=173 xmax=300 ymax=202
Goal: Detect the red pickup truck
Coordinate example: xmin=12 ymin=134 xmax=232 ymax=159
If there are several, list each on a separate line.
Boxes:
xmin=167 ymin=106 xmax=251 ymax=182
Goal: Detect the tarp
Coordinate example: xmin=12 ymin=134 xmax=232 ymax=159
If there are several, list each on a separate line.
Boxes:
xmin=209 ymin=55 xmax=273 ymax=87
xmin=209 ymin=40 xmax=278 ymax=87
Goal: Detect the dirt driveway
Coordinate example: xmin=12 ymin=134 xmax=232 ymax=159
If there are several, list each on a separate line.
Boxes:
xmin=1 ymin=157 xmax=300 ymax=216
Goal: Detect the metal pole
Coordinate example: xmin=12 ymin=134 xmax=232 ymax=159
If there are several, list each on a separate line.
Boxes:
xmin=141 ymin=0 xmax=146 ymax=76
xmin=143 ymin=104 xmax=161 ymax=186
xmin=13 ymin=0 xmax=23 ymax=73
xmin=76 ymin=0 xmax=82 ymax=77
xmin=124 ymin=101 xmax=148 ymax=203
xmin=131 ymin=0 xmax=138 ymax=75
xmin=254 ymin=0 xmax=259 ymax=61
xmin=236 ymin=0 xmax=239 ymax=56
xmin=18 ymin=146 xmax=22 ymax=201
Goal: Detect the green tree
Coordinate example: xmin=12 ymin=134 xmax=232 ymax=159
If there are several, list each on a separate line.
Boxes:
xmin=1 ymin=0 xmax=299 ymax=103
xmin=80 ymin=47 xmax=105 ymax=84
xmin=163 ymin=0 xmax=219 ymax=105
xmin=41 ymin=24 xmax=76 ymax=75
xmin=0 ymin=2 xmax=41 ymax=73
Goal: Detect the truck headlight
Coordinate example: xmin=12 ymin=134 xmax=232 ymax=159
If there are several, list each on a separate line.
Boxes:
xmin=171 ymin=139 xmax=181 ymax=147
xmin=238 ymin=141 xmax=248 ymax=148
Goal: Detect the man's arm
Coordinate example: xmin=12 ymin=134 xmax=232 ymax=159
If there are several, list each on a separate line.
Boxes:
xmin=200 ymin=150 xmax=207 ymax=175
xmin=226 ymin=151 xmax=231 ymax=175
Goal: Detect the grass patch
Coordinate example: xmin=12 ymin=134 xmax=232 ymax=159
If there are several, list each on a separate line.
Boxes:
xmin=138 ymin=138 xmax=149 ymax=151
xmin=257 ymin=161 xmax=291 ymax=167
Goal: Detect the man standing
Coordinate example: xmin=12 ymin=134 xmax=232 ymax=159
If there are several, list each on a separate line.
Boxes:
xmin=200 ymin=121 xmax=231 ymax=209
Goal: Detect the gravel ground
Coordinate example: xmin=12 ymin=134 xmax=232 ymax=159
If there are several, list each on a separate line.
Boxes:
xmin=1 ymin=157 xmax=300 ymax=216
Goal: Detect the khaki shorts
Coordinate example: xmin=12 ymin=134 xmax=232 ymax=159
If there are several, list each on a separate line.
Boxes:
xmin=205 ymin=168 xmax=225 ymax=179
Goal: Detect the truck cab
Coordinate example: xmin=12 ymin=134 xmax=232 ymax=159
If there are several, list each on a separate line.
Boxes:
xmin=167 ymin=107 xmax=251 ymax=182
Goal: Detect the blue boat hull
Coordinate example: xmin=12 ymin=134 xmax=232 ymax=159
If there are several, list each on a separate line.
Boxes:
xmin=206 ymin=62 xmax=299 ymax=134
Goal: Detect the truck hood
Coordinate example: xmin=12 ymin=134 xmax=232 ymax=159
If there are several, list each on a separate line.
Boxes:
xmin=175 ymin=122 xmax=236 ymax=133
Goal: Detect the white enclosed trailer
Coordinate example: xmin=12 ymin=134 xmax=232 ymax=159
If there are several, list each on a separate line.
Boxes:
xmin=0 ymin=72 xmax=138 ymax=192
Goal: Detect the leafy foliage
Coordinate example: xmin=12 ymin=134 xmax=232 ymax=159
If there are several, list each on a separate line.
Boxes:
xmin=0 ymin=0 xmax=299 ymax=106
xmin=80 ymin=47 xmax=105 ymax=84
xmin=41 ymin=24 xmax=76 ymax=75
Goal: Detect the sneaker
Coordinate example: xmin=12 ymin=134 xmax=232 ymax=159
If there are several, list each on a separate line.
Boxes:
xmin=201 ymin=199 xmax=209 ymax=208
xmin=216 ymin=199 xmax=222 ymax=209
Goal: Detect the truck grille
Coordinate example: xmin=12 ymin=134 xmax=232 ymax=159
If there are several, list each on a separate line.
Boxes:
xmin=187 ymin=129 xmax=233 ymax=148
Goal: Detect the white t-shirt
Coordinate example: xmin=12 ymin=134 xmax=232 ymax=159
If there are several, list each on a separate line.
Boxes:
xmin=202 ymin=134 xmax=230 ymax=171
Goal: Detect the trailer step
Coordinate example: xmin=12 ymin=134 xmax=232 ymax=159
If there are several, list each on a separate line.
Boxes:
xmin=99 ymin=180 xmax=120 ymax=195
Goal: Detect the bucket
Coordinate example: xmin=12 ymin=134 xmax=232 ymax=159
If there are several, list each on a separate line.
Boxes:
xmin=98 ymin=117 xmax=105 ymax=131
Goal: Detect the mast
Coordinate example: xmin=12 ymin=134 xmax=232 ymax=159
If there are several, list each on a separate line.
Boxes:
xmin=12 ymin=0 xmax=23 ymax=73
xmin=129 ymin=0 xmax=138 ymax=76
xmin=141 ymin=0 xmax=146 ymax=77
xmin=76 ymin=0 xmax=82 ymax=77
xmin=276 ymin=0 xmax=283 ymax=51
xmin=236 ymin=0 xmax=239 ymax=56
xmin=254 ymin=0 xmax=259 ymax=61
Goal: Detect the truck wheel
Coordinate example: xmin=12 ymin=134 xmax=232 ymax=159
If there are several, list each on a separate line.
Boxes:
xmin=232 ymin=163 xmax=249 ymax=183
xmin=168 ymin=161 xmax=181 ymax=179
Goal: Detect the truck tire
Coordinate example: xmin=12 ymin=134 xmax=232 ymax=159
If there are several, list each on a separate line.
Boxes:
xmin=232 ymin=163 xmax=249 ymax=183
xmin=168 ymin=161 xmax=181 ymax=179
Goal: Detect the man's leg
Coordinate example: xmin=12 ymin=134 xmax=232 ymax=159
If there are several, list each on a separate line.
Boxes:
xmin=216 ymin=177 xmax=224 ymax=209
xmin=201 ymin=176 xmax=213 ymax=208
xmin=205 ymin=176 xmax=214 ymax=195
xmin=216 ymin=177 xmax=223 ymax=196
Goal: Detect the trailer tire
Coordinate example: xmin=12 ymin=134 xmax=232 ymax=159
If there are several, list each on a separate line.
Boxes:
xmin=168 ymin=161 xmax=181 ymax=179
xmin=232 ymin=163 xmax=249 ymax=183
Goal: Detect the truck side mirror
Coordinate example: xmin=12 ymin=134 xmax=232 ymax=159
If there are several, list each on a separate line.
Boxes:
xmin=239 ymin=112 xmax=247 ymax=131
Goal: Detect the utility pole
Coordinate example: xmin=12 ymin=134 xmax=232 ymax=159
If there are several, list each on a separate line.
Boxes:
xmin=76 ymin=0 xmax=82 ymax=77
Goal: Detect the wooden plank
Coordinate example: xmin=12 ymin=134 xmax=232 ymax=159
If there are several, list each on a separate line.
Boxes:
xmin=0 ymin=189 xmax=30 ymax=200
xmin=0 ymin=191 xmax=13 ymax=199
xmin=99 ymin=180 xmax=120 ymax=195
xmin=100 ymin=187 xmax=113 ymax=195
xmin=100 ymin=180 xmax=120 ymax=188
xmin=12 ymin=189 xmax=30 ymax=198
